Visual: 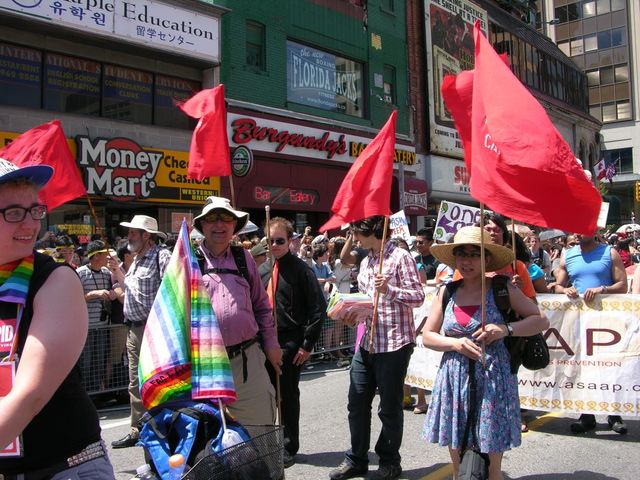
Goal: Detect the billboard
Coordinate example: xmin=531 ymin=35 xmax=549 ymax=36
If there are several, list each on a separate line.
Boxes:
xmin=425 ymin=0 xmax=488 ymax=158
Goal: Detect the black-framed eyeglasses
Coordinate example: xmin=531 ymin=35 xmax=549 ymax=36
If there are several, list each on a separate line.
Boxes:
xmin=0 ymin=205 xmax=47 ymax=223
xmin=271 ymin=238 xmax=287 ymax=246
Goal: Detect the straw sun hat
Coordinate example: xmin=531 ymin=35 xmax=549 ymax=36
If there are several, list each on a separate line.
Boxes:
xmin=430 ymin=226 xmax=514 ymax=272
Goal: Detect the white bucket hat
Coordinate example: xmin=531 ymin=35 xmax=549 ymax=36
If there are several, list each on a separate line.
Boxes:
xmin=0 ymin=157 xmax=53 ymax=188
xmin=430 ymin=226 xmax=514 ymax=272
xmin=120 ymin=215 xmax=167 ymax=239
xmin=192 ymin=196 xmax=249 ymax=234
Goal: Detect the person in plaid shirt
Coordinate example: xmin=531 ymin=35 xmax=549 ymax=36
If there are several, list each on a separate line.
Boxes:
xmin=330 ymin=216 xmax=425 ymax=480
xmin=109 ymin=215 xmax=171 ymax=449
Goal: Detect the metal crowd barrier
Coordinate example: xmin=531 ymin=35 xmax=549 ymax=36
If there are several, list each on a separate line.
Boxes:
xmin=79 ymin=323 xmax=129 ymax=398
xmin=310 ymin=319 xmax=356 ymax=365
xmin=79 ymin=319 xmax=355 ymax=399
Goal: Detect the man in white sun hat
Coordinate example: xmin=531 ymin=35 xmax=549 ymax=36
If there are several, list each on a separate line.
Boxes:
xmin=193 ymin=196 xmax=282 ymax=426
xmin=110 ymin=214 xmax=171 ymax=449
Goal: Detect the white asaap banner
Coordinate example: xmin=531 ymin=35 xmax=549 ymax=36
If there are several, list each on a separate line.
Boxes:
xmin=407 ymin=290 xmax=640 ymax=417
xmin=0 ymin=0 xmax=220 ymax=61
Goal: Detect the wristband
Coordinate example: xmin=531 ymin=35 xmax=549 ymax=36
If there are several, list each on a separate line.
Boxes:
xmin=602 ymin=285 xmax=608 ymax=294
xmin=506 ymin=323 xmax=514 ymax=337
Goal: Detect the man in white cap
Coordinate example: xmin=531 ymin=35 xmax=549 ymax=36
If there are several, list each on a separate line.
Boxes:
xmin=110 ymin=215 xmax=171 ymax=448
xmin=192 ymin=196 xmax=282 ymax=426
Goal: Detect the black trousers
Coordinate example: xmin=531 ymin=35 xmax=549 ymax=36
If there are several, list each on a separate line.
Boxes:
xmin=266 ymin=334 xmax=303 ymax=456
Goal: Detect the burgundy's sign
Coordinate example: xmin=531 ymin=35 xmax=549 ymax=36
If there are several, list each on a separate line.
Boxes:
xmin=231 ymin=118 xmax=347 ymax=160
xmin=254 ymin=186 xmax=319 ymax=207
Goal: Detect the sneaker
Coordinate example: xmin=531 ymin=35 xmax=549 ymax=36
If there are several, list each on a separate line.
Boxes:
xmin=329 ymin=460 xmax=367 ymax=480
xmin=370 ymin=464 xmax=402 ymax=480
xmin=607 ymin=415 xmax=628 ymax=434
xmin=570 ymin=414 xmax=596 ymax=434
xmin=111 ymin=428 xmax=139 ymax=448
xmin=283 ymin=451 xmax=295 ymax=468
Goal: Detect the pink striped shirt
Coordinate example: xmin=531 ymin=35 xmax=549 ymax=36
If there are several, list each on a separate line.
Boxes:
xmin=358 ymin=241 xmax=425 ymax=353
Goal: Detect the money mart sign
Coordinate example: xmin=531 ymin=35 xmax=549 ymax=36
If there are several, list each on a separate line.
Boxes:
xmin=0 ymin=0 xmax=221 ymax=61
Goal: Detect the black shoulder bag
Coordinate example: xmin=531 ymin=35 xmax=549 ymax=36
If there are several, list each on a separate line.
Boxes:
xmin=492 ymin=276 xmax=550 ymax=373
xmin=458 ymin=358 xmax=490 ymax=480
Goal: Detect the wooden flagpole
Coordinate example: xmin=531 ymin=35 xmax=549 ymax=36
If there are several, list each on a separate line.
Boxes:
xmin=367 ymin=215 xmax=390 ymax=354
xmin=264 ymin=206 xmax=284 ymax=436
xmin=479 ymin=205 xmax=487 ymax=368
xmin=510 ymin=219 xmax=517 ymax=271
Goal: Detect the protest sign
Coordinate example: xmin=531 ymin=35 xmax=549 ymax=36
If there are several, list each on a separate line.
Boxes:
xmin=389 ymin=210 xmax=410 ymax=241
xmin=0 ymin=362 xmax=21 ymax=456
xmin=434 ymin=200 xmax=483 ymax=241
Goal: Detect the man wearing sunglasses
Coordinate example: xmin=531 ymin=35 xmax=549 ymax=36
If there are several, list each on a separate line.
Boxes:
xmin=192 ymin=196 xmax=282 ymax=427
xmin=260 ymin=217 xmax=326 ymax=468
xmin=413 ymin=227 xmax=439 ymax=284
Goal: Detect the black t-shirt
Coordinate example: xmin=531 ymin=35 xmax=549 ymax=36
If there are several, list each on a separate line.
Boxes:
xmin=0 ymin=253 xmax=101 ymax=474
xmin=415 ymin=253 xmax=439 ymax=280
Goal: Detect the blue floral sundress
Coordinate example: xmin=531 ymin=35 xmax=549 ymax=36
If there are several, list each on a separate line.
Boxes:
xmin=421 ymin=288 xmax=521 ymax=453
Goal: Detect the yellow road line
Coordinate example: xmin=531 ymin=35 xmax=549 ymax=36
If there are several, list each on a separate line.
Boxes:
xmin=523 ymin=411 xmax=563 ymax=433
xmin=419 ymin=412 xmax=562 ymax=479
xmin=419 ymin=463 xmax=453 ymax=480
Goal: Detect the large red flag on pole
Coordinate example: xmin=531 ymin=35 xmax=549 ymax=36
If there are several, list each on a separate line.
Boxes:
xmin=320 ymin=110 xmax=396 ymax=232
xmin=442 ymin=22 xmax=601 ymax=235
xmin=179 ymin=84 xmax=231 ymax=180
xmin=0 ymin=120 xmax=86 ymax=211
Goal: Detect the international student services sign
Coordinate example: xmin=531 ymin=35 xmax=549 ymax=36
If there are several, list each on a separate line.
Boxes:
xmin=0 ymin=0 xmax=220 ymax=61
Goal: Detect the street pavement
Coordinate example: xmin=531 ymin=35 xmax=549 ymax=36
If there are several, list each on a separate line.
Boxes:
xmin=100 ymin=360 xmax=639 ymax=480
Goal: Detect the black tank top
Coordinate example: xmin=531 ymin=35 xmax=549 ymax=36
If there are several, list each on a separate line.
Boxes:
xmin=0 ymin=253 xmax=101 ymax=474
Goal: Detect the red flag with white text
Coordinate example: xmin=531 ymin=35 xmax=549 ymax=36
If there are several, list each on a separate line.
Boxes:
xmin=442 ymin=22 xmax=601 ymax=235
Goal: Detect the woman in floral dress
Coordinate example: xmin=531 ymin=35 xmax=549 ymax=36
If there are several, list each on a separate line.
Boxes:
xmin=421 ymin=226 xmax=547 ymax=480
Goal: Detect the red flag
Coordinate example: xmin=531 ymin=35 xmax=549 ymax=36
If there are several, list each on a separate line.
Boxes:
xmin=442 ymin=22 xmax=601 ymax=235
xmin=0 ymin=120 xmax=86 ymax=211
xmin=179 ymin=84 xmax=231 ymax=179
xmin=320 ymin=111 xmax=396 ymax=232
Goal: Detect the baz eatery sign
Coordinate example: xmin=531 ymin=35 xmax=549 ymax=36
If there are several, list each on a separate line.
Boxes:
xmin=228 ymin=113 xmax=416 ymax=167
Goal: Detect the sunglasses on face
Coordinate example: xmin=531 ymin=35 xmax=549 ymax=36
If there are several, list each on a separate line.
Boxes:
xmin=203 ymin=212 xmax=236 ymax=223
xmin=271 ymin=238 xmax=287 ymax=246
xmin=453 ymin=250 xmax=484 ymax=259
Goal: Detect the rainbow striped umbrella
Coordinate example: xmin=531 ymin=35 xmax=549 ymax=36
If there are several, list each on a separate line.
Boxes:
xmin=139 ymin=219 xmax=236 ymax=409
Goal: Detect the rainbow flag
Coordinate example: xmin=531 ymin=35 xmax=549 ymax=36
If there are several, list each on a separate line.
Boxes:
xmin=139 ymin=220 xmax=236 ymax=409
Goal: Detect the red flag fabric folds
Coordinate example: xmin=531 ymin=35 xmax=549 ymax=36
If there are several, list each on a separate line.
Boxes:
xmin=179 ymin=84 xmax=231 ymax=180
xmin=442 ymin=22 xmax=601 ymax=235
xmin=320 ymin=111 xmax=396 ymax=232
xmin=0 ymin=120 xmax=86 ymax=211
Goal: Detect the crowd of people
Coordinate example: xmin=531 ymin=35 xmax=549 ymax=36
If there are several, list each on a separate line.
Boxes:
xmin=0 ymin=152 xmax=634 ymax=480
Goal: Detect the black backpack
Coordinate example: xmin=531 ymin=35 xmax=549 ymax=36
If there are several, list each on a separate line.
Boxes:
xmin=440 ymin=275 xmax=548 ymax=374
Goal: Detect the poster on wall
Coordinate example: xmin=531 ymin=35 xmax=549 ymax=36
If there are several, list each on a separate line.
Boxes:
xmin=424 ymin=0 xmax=488 ymax=158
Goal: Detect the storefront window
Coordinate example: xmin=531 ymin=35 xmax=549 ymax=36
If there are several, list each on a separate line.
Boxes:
xmin=44 ymin=53 xmax=100 ymax=116
xmin=102 ymin=64 xmax=153 ymax=124
xmin=154 ymin=75 xmax=200 ymax=129
xmin=0 ymin=43 xmax=41 ymax=109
